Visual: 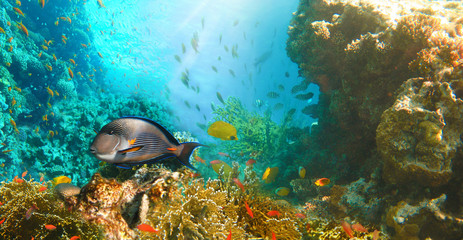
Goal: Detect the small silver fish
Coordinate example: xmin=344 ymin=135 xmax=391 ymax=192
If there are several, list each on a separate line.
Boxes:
xmin=90 ymin=117 xmax=203 ymax=170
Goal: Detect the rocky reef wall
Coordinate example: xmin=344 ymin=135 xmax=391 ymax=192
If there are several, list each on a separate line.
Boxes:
xmin=287 ymin=0 xmax=463 ymax=238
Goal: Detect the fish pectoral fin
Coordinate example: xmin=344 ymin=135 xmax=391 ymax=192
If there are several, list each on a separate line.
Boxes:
xmin=118 ymin=145 xmax=144 ymax=154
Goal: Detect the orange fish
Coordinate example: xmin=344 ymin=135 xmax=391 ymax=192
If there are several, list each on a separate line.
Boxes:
xmin=81 ymin=43 xmax=87 ymax=48
xmin=246 ymin=159 xmax=256 ymax=166
xmin=46 ymin=86 xmax=54 ymax=97
xmin=97 ymin=0 xmax=106 ymax=8
xmin=69 ymin=237 xmax=80 ymax=240
xmin=14 ymin=86 xmax=22 ymax=92
xmin=209 ymin=160 xmax=222 ymax=165
xmin=11 ymin=97 xmax=16 ymax=107
xmin=98 ymin=52 xmax=103 ymax=58
xmin=67 ymin=17 xmax=71 ymax=24
xmin=226 ymin=229 xmax=231 ymax=240
xmin=8 ymin=86 xmax=11 ymax=91
xmin=341 ymin=221 xmax=354 ymax=238
xmin=16 ymin=0 xmax=21 ymax=6
xmin=22 ymin=170 xmax=27 ymax=178
xmin=8 ymin=45 xmax=13 ymax=52
xmin=314 ymin=178 xmax=330 ymax=186
xmin=0 ymin=218 xmax=5 ymax=224
xmin=372 ymin=230 xmax=380 ymax=240
xmin=7 ymin=37 xmax=13 ymax=43
xmin=267 ymin=210 xmax=281 ymax=217
xmin=53 ymin=54 xmax=57 ymax=61
xmin=39 ymin=175 xmax=44 ymax=182
xmin=6 ymin=62 xmax=11 ymax=67
xmin=218 ymin=152 xmax=230 ymax=158
xmin=54 ymin=90 xmax=59 ymax=96
xmin=17 ymin=21 xmax=28 ymax=36
xmin=39 ymin=0 xmax=45 ymax=8
xmin=42 ymin=115 xmax=48 ymax=121
xmin=137 ymin=223 xmax=159 ymax=233
xmin=45 ymin=64 xmax=52 ymax=71
xmin=44 ymin=224 xmax=56 ymax=230
xmin=244 ymin=201 xmax=253 ymax=218
xmin=295 ymin=213 xmax=306 ymax=219
xmin=15 ymin=178 xmax=24 ymax=183
xmin=272 ymin=232 xmax=276 ymax=240
xmin=68 ymin=67 xmax=74 ymax=78
xmin=352 ymin=223 xmax=368 ymax=233
xmin=10 ymin=119 xmax=16 ymax=128
xmin=25 ymin=204 xmax=38 ymax=220
xmin=69 ymin=59 xmax=76 ymax=65
xmin=38 ymin=186 xmax=47 ymax=192
xmin=13 ymin=7 xmax=25 ymax=17
xmin=54 ymin=20 xmax=59 ymax=26
xmin=38 ymin=52 xmax=42 ymax=58
xmin=233 ymin=178 xmax=245 ymax=192
xmin=0 ymin=27 xmax=5 ymax=34
xmin=2 ymin=149 xmax=13 ymax=153
xmin=194 ymin=156 xmax=205 ymax=164
xmin=41 ymin=45 xmax=48 ymax=51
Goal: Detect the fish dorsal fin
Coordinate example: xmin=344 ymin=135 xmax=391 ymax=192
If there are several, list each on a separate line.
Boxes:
xmin=121 ymin=116 xmax=180 ymax=145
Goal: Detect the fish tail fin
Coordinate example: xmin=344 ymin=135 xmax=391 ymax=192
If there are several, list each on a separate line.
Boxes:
xmin=178 ymin=142 xmax=206 ymax=171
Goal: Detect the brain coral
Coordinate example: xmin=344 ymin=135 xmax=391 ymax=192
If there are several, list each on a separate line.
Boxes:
xmin=376 ymin=78 xmax=463 ymax=187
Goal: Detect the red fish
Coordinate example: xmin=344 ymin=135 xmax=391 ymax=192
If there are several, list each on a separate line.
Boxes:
xmin=233 ymin=178 xmax=245 ymax=192
xmin=0 ymin=218 xmax=5 ymax=224
xmin=38 ymin=186 xmax=47 ymax=192
xmin=372 ymin=230 xmax=380 ymax=240
xmin=314 ymin=178 xmax=330 ymax=186
xmin=137 ymin=223 xmax=159 ymax=233
xmin=70 ymin=236 xmax=80 ymax=240
xmin=15 ymin=178 xmax=24 ymax=183
xmin=246 ymin=159 xmax=256 ymax=166
xmin=244 ymin=201 xmax=253 ymax=218
xmin=194 ymin=156 xmax=205 ymax=164
xmin=218 ymin=152 xmax=230 ymax=158
xmin=68 ymin=67 xmax=74 ymax=78
xmin=352 ymin=223 xmax=368 ymax=233
xmin=295 ymin=213 xmax=306 ymax=219
xmin=271 ymin=232 xmax=276 ymax=240
xmin=25 ymin=204 xmax=39 ymax=220
xmin=341 ymin=221 xmax=354 ymax=238
xmin=209 ymin=160 xmax=221 ymax=165
xmin=267 ymin=210 xmax=281 ymax=217
xmin=226 ymin=229 xmax=231 ymax=240
xmin=40 ymin=176 xmax=44 ymax=182
xmin=44 ymin=224 xmax=56 ymax=230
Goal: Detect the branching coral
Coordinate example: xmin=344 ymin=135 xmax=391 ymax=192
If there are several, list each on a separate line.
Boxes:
xmin=0 ymin=178 xmax=102 ymax=239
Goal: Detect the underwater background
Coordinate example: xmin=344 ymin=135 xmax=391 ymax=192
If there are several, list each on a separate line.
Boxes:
xmin=1 ymin=0 xmax=463 ymax=239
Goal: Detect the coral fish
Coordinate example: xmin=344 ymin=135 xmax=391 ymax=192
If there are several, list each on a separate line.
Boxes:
xmin=341 ymin=221 xmax=354 ymax=238
xmin=295 ymin=213 xmax=306 ymax=219
xmin=69 ymin=59 xmax=76 ymax=65
xmin=90 ymin=117 xmax=204 ymax=170
xmin=15 ymin=178 xmax=24 ymax=183
xmin=39 ymin=0 xmax=45 ymax=8
xmin=53 ymin=54 xmax=57 ymax=61
xmin=207 ymin=121 xmax=238 ymax=141
xmin=246 ymin=159 xmax=256 ymax=166
xmin=267 ymin=210 xmax=281 ymax=217
xmin=25 ymin=204 xmax=38 ymax=220
xmin=352 ymin=223 xmax=368 ymax=233
xmin=22 ymin=170 xmax=27 ymax=178
xmin=233 ymin=178 xmax=245 ymax=192
xmin=7 ymin=37 xmax=13 ymax=43
xmin=226 ymin=229 xmax=232 ymax=240
xmin=315 ymin=178 xmax=330 ymax=186
xmin=41 ymin=45 xmax=48 ymax=51
xmin=8 ymin=45 xmax=13 ymax=52
xmin=137 ymin=224 xmax=159 ymax=233
xmin=275 ymin=187 xmax=290 ymax=196
xmin=17 ymin=21 xmax=28 ymax=36
xmin=10 ymin=119 xmax=16 ymax=128
xmin=53 ymin=176 xmax=71 ymax=185
xmin=244 ymin=201 xmax=253 ymax=218
xmin=70 ymin=237 xmax=80 ymax=240
xmin=68 ymin=67 xmax=74 ymax=78
xmin=372 ymin=230 xmax=380 ymax=240
xmin=42 ymin=115 xmax=48 ymax=121
xmin=218 ymin=152 xmax=230 ymax=158
xmin=16 ymin=0 xmax=21 ymax=6
xmin=194 ymin=156 xmax=205 ymax=164
xmin=39 ymin=175 xmax=44 ymax=182
xmin=272 ymin=232 xmax=276 ymax=240
xmin=81 ymin=43 xmax=87 ymax=48
xmin=46 ymin=86 xmax=54 ymax=97
xmin=0 ymin=218 xmax=5 ymax=225
xmin=45 ymin=64 xmax=52 ymax=71
xmin=38 ymin=186 xmax=47 ymax=192
xmin=2 ymin=149 xmax=13 ymax=153
xmin=0 ymin=27 xmax=5 ymax=34
xmin=11 ymin=97 xmax=16 ymax=107
xmin=13 ymin=7 xmax=25 ymax=17
xmin=97 ymin=0 xmax=106 ymax=8
xmin=8 ymin=86 xmax=11 ymax=91
xmin=98 ymin=52 xmax=103 ymax=58
xmin=38 ymin=52 xmax=42 ymax=58
xmin=44 ymin=224 xmax=56 ymax=230
xmin=299 ymin=167 xmax=306 ymax=179
xmin=209 ymin=160 xmax=222 ymax=165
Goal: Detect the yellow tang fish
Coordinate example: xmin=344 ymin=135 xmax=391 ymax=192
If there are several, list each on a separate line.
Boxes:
xmin=207 ymin=121 xmax=238 ymax=140
xmin=262 ymin=167 xmax=279 ymax=184
xmin=53 ymin=175 xmax=71 ymax=185
xmin=275 ymin=187 xmax=290 ymax=196
xmin=299 ymin=167 xmax=306 ymax=179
